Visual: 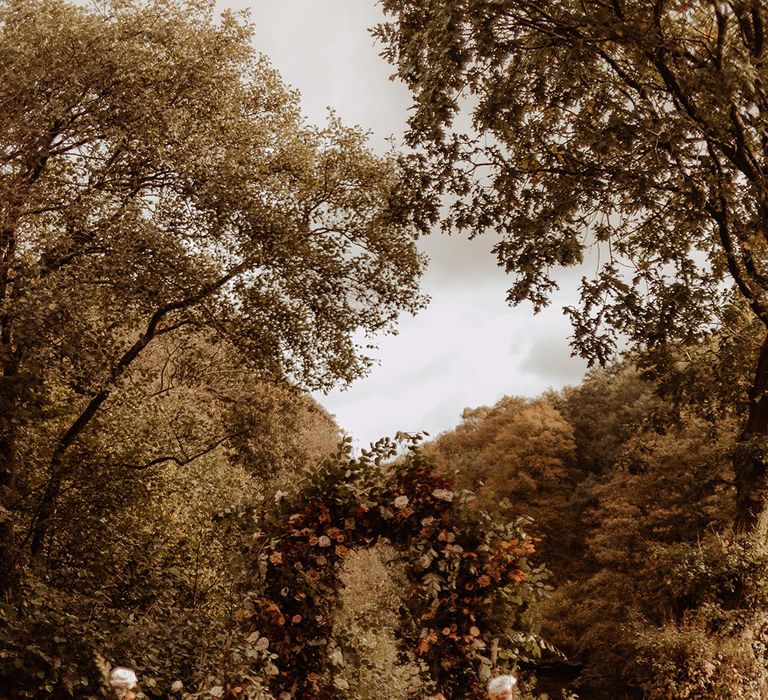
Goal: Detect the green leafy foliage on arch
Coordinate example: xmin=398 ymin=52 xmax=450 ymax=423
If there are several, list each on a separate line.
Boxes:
xmin=239 ymin=436 xmax=552 ymax=699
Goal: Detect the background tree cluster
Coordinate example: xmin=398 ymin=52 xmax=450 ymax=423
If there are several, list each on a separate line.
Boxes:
xmin=427 ymin=338 xmax=768 ymax=698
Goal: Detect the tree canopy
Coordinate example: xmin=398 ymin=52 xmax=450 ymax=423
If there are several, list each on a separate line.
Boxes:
xmin=376 ymin=0 xmax=768 ymax=532
xmin=431 ymin=396 xmax=578 ymax=574
xmin=0 ymin=0 xmax=426 ymax=589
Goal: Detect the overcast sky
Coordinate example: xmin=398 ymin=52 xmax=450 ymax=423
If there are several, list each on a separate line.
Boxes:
xmin=222 ymin=0 xmax=588 ymax=447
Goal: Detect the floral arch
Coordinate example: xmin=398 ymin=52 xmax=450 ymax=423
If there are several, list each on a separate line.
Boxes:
xmin=240 ymin=436 xmax=549 ymax=699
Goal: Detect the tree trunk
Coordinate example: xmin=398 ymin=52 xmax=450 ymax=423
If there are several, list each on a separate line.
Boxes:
xmin=734 ymin=330 xmax=768 ymax=536
xmin=0 ymin=402 xmax=18 ymax=598
xmin=0 ymin=223 xmax=18 ymax=598
xmin=0 ymin=349 xmax=23 ymax=598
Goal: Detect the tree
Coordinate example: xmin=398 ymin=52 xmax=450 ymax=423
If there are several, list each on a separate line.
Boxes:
xmin=0 ymin=0 xmax=425 ymax=592
xmin=376 ymin=1 xmax=768 ymax=533
xmin=430 ymin=396 xmax=578 ymax=574
xmin=541 ymin=412 xmax=743 ymax=697
xmin=555 ymin=363 xmax=663 ymax=475
xmin=0 ymin=330 xmax=343 ymax=696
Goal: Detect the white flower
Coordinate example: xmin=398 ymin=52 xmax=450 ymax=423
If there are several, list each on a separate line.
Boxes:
xmin=333 ymin=677 xmax=350 ymax=690
xmin=394 ymin=495 xmax=409 ymax=508
xmin=318 ymin=535 xmax=332 ymax=547
xmin=432 ymin=488 xmax=455 ymax=502
xmin=171 ymin=681 xmax=183 ymax=693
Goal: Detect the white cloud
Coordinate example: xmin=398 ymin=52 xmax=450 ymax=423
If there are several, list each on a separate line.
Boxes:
xmin=315 ymin=281 xmax=587 ymax=448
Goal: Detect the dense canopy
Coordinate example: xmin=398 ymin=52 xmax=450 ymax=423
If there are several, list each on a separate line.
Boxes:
xmin=377 ymin=0 xmax=768 ymax=532
xmin=0 ymin=0 xmax=425 ymax=589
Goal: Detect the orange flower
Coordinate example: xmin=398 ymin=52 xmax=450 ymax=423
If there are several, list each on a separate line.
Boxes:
xmin=416 ymin=632 xmax=437 ymax=655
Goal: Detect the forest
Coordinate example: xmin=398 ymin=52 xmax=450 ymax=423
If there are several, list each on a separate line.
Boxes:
xmin=3 ymin=0 xmax=768 ymax=698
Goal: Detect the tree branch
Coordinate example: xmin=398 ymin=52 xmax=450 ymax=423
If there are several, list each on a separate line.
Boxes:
xmin=121 ymin=432 xmax=243 ymax=471
xmin=29 ymin=261 xmax=250 ymax=555
xmin=706 ymin=188 xmax=768 ymax=325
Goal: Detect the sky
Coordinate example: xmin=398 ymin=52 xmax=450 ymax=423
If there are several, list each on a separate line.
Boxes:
xmin=222 ymin=0 xmax=589 ymax=447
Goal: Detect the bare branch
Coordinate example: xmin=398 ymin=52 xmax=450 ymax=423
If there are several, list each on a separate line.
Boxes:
xmin=121 ymin=432 xmax=242 ymax=471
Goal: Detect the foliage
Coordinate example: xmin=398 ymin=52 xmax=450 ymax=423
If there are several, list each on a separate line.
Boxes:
xmin=540 ymin=407 xmax=737 ymax=696
xmin=0 ymin=568 xmax=271 ymax=699
xmin=0 ymin=0 xmax=426 ymax=591
xmin=0 ymin=362 xmax=340 ymax=697
xmin=376 ymin=0 xmax=768 ymax=530
xmin=630 ymin=617 xmax=768 ymax=700
xmin=427 ymin=376 xmax=741 ymax=696
xmin=554 ymin=362 xmax=664 ymax=474
xmin=377 ymin=0 xmax=767 ymax=359
xmin=430 ymin=396 xmax=579 ymax=574
xmin=585 ymin=416 xmax=735 ymax=571
xmin=331 ymin=545 xmax=426 ymax=699
xmin=241 ymin=436 xmax=551 ymax=699
xmin=0 ymin=448 xmax=243 ymax=697
xmin=627 ymin=537 xmax=768 ymax=699
xmin=0 ymin=577 xmax=110 ymax=698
